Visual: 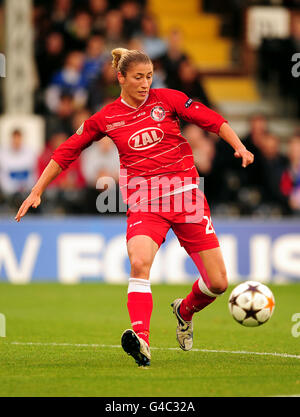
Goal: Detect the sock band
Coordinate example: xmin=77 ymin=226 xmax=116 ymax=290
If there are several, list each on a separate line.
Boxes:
xmin=128 ymin=278 xmax=151 ymax=294
xmin=180 ymin=277 xmax=216 ymax=321
xmin=197 ymin=276 xmax=222 ymax=298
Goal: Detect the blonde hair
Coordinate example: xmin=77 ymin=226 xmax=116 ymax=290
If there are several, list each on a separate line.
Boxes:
xmin=111 ymin=48 xmax=152 ymax=75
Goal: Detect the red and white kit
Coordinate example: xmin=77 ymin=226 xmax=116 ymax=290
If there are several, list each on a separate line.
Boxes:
xmin=52 ymin=88 xmax=227 ymax=253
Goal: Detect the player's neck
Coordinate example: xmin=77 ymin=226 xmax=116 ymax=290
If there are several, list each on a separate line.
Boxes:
xmin=120 ymin=93 xmax=148 ymax=109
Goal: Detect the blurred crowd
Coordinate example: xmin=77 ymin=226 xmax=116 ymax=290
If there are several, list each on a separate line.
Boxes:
xmin=258 ymin=12 xmax=300 ymax=117
xmin=0 ymin=0 xmax=300 ymax=217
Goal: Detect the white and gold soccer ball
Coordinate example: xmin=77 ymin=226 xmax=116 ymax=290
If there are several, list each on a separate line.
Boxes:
xmin=228 ymin=281 xmax=275 ymax=327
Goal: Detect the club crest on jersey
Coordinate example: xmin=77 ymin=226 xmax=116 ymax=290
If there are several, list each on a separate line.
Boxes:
xmin=150 ymin=106 xmax=166 ymax=121
xmin=128 ymin=127 xmax=164 ymax=150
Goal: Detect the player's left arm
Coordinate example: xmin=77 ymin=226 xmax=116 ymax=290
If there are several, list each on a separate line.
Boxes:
xmin=218 ymin=122 xmax=254 ymax=168
xmin=160 ymin=88 xmax=254 ymax=168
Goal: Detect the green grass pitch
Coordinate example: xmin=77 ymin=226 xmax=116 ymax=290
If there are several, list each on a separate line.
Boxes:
xmin=0 ymin=282 xmax=299 ymax=397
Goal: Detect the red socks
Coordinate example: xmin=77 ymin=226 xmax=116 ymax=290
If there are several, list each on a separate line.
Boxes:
xmin=179 ymin=252 xmax=222 ymax=322
xmin=127 ymin=278 xmax=153 ymax=346
xmin=180 ymin=278 xmax=216 ymax=321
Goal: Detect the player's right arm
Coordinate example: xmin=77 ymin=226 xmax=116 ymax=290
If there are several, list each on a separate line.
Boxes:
xmin=15 ymin=159 xmax=62 ymax=222
xmin=15 ymin=112 xmax=106 ymax=222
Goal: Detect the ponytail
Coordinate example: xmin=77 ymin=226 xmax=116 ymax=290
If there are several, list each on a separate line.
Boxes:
xmin=111 ymin=48 xmax=152 ymax=75
xmin=111 ymin=48 xmax=130 ymax=70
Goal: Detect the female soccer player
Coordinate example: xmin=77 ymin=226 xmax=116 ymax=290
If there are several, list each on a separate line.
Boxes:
xmin=15 ymin=48 xmax=254 ymax=367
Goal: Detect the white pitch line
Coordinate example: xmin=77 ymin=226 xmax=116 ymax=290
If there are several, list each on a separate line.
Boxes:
xmin=8 ymin=342 xmax=300 ymax=360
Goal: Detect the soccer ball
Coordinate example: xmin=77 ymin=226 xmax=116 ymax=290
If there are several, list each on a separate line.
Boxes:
xmin=228 ymin=281 xmax=275 ymax=327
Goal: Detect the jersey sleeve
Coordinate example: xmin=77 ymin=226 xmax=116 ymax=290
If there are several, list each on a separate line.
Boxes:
xmin=51 ymin=112 xmax=106 ymax=170
xmin=159 ymin=88 xmax=227 ymax=135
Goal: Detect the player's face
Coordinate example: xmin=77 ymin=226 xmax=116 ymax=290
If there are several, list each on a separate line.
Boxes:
xmin=119 ymin=62 xmax=153 ymax=107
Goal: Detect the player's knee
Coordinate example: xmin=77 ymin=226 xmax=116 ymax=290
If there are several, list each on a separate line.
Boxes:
xmin=210 ymin=270 xmax=228 ymax=294
xmin=130 ymin=256 xmax=151 ymax=277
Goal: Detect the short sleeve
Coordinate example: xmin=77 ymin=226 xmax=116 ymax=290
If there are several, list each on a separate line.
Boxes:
xmin=51 ymin=112 xmax=106 ymax=170
xmin=157 ymin=88 xmax=227 ymax=135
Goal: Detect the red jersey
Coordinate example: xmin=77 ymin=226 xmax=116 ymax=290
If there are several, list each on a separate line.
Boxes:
xmin=52 ymin=88 xmax=227 ymax=206
xmin=38 ymin=145 xmax=86 ymax=190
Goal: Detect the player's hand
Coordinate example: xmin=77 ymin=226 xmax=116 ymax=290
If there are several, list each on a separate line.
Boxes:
xmin=15 ymin=192 xmax=41 ymax=222
xmin=234 ymin=147 xmax=254 ymax=168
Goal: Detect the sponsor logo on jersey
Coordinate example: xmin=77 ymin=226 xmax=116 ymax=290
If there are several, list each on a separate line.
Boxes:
xmin=185 ymin=98 xmax=193 ymax=108
xmin=133 ymin=111 xmax=146 ymax=119
xmin=106 ymin=120 xmax=125 ymax=130
xmin=150 ymin=106 xmax=166 ymax=121
xmin=128 ymin=127 xmax=164 ymax=150
xmin=76 ymin=122 xmax=84 ymax=135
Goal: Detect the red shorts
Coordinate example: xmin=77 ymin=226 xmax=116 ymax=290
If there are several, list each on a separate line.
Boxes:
xmin=126 ymin=188 xmax=219 ymax=254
